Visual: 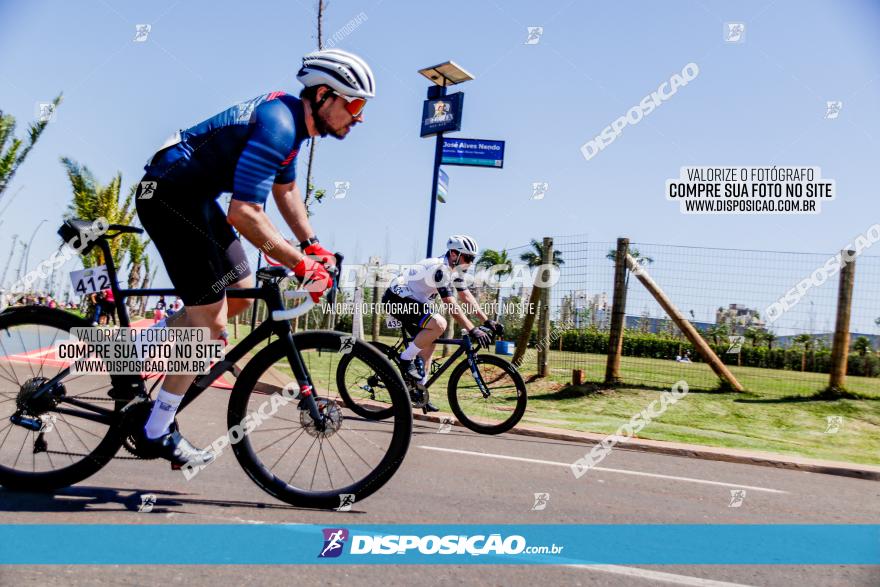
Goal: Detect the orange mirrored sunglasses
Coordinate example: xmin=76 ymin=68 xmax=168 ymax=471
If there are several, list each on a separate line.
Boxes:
xmin=334 ymin=92 xmax=366 ymax=117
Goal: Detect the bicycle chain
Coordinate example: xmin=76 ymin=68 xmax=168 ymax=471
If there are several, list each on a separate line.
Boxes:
xmin=43 ymin=449 xmax=141 ymax=460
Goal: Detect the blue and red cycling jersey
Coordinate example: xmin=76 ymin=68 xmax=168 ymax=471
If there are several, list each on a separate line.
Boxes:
xmin=144 ymin=92 xmax=309 ymax=205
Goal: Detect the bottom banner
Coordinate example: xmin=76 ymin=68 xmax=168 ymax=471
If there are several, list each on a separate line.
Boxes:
xmin=0 ymin=525 xmax=877 ymax=565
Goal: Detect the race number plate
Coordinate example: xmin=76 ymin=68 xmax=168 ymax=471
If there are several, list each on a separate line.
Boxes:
xmin=70 ymin=265 xmax=110 ymax=295
xmin=385 ymin=316 xmax=402 ymax=329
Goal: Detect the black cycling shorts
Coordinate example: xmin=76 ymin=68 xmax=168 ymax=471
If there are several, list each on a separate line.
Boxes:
xmin=381 ymin=289 xmax=436 ymax=337
xmin=135 ymin=177 xmax=251 ymax=306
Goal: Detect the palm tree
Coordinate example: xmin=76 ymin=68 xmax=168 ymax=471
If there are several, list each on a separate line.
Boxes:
xmin=302 ymin=0 xmax=325 ymax=214
xmin=62 ymin=157 xmax=137 ymax=269
xmin=744 ymin=326 xmax=763 ymax=347
xmin=793 ymin=333 xmax=814 ymax=372
xmin=606 ymin=246 xmax=653 ymax=292
xmin=477 ymin=248 xmax=512 ymax=321
xmin=763 ymin=330 xmax=777 ymax=350
xmin=0 ymin=94 xmax=62 ymax=201
xmin=125 ymin=234 xmax=150 ymax=314
xmin=853 ymin=336 xmax=872 ymax=357
xmin=520 ymin=239 xmax=564 ymax=267
xmin=706 ymin=322 xmax=729 ymax=347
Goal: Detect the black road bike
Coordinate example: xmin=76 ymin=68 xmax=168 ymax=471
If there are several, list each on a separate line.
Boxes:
xmin=0 ymin=219 xmax=412 ymax=509
xmin=337 ymin=327 xmax=527 ymax=435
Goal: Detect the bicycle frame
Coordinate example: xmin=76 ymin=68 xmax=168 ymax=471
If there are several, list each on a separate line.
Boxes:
xmin=32 ymin=234 xmax=322 ymax=425
xmin=394 ymin=334 xmax=480 ymax=390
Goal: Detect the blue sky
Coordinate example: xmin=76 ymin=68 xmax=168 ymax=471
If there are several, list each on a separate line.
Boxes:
xmin=1 ymin=0 xmax=878 ymax=332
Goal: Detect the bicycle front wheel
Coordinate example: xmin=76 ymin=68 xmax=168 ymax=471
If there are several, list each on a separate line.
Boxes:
xmin=335 ymin=341 xmax=398 ymax=420
xmin=447 ymin=354 xmax=527 ymax=435
xmin=228 ymin=331 xmax=411 ymax=509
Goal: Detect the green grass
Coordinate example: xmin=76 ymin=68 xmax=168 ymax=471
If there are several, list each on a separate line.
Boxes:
xmin=226 ymin=324 xmax=880 ymax=466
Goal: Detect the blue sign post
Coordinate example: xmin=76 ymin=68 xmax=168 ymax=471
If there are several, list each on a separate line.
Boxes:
xmin=441 ymin=138 xmax=505 ymax=168
xmin=437 ymin=168 xmax=448 ymax=203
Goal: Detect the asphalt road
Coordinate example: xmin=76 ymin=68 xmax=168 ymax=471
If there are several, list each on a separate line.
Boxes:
xmin=1 ymin=384 xmax=878 ymax=587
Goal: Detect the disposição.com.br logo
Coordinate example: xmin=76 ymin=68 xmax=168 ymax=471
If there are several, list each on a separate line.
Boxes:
xmin=317 ymin=528 xmax=563 ymax=558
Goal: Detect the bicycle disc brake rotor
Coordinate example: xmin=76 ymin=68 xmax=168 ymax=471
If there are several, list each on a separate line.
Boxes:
xmin=300 ymin=397 xmax=343 ymax=438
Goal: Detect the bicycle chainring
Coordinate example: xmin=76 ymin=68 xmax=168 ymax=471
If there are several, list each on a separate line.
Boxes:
xmin=119 ymin=397 xmax=163 ymax=459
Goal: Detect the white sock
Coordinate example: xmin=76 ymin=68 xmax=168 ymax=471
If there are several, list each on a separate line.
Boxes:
xmin=144 ymin=388 xmax=183 ymax=439
xmin=419 ymin=371 xmax=429 ymax=386
xmin=400 ymin=342 xmax=421 ymax=361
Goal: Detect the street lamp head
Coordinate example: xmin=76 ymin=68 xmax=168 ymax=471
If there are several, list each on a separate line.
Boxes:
xmin=418 ymin=61 xmax=475 ymax=87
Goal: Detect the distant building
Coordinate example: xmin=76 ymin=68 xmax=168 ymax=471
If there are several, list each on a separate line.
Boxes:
xmin=716 ymin=303 xmax=765 ymax=333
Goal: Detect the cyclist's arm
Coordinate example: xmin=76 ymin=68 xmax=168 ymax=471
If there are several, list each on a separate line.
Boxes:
xmin=272 ymin=181 xmax=316 ymax=244
xmin=457 ymin=288 xmax=489 ymax=322
xmin=440 ymin=295 xmax=476 ymax=332
xmin=227 ymin=200 xmax=304 ymax=269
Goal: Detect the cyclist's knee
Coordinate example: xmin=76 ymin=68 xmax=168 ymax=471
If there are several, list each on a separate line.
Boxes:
xmin=428 ymin=314 xmax=447 ymax=333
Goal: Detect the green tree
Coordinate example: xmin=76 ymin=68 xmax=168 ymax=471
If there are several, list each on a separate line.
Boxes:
xmin=126 ymin=234 xmax=151 ymax=313
xmin=744 ymin=325 xmax=763 ymax=347
xmin=763 ymin=330 xmax=777 ymax=350
xmin=0 ymin=94 xmax=63 ymax=200
xmin=793 ymin=333 xmax=814 ymax=372
xmin=477 ymin=248 xmax=512 ymax=322
xmin=706 ymin=322 xmax=729 ymax=346
xmin=853 ymin=336 xmax=872 ymax=357
xmin=606 ymin=246 xmax=654 ymax=291
xmin=520 ymin=239 xmax=564 ymax=267
xmin=62 ymin=157 xmax=151 ymax=296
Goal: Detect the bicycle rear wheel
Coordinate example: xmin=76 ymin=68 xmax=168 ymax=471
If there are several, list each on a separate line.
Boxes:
xmin=228 ymin=331 xmax=411 ymax=509
xmin=0 ymin=307 xmax=125 ymax=491
xmin=447 ymin=354 xmax=527 ymax=435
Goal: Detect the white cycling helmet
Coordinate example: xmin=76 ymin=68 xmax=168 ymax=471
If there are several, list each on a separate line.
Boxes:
xmin=446 ymin=234 xmax=479 ymax=256
xmin=297 ymin=49 xmax=376 ymax=99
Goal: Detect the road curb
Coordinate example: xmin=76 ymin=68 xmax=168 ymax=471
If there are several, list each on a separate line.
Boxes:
xmin=412 ymin=413 xmax=880 ymax=482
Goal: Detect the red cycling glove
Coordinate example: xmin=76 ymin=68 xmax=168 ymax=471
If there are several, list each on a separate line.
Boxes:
xmin=292 ymin=257 xmax=333 ymax=303
xmin=303 ymin=242 xmax=336 ymax=267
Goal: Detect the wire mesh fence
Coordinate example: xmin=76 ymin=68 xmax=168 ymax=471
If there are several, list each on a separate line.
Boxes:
xmin=499 ymin=235 xmax=880 ymax=395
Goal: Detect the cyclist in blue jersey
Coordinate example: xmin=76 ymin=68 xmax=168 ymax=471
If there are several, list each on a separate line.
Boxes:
xmin=134 ymin=49 xmax=375 ymax=467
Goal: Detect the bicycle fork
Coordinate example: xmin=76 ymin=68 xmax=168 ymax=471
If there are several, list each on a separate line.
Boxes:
xmin=464 ymin=340 xmax=492 ymax=399
xmin=281 ymin=331 xmax=327 ymax=430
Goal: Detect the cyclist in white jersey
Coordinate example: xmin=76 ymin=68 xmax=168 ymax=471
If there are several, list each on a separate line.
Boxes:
xmin=382 ymin=235 xmax=502 ymax=411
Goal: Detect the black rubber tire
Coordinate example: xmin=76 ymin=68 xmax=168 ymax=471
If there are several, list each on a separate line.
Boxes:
xmin=447 ymin=354 xmax=527 ymax=435
xmin=335 ymin=341 xmax=398 ymax=420
xmin=0 ymin=306 xmax=125 ymax=491
xmin=229 ymin=331 xmax=411 ymax=509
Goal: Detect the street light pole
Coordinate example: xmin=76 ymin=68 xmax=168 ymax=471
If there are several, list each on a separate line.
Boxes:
xmin=417 ymin=61 xmax=474 ymax=259
xmin=425 ymin=86 xmax=447 ymax=258
xmin=23 ymin=218 xmax=48 ymax=277
xmin=0 ymin=234 xmax=18 ymax=289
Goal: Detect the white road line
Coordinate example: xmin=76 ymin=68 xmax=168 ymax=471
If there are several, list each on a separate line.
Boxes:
xmin=567 ymin=565 xmax=756 ymax=587
xmin=418 ymin=445 xmax=788 ymax=494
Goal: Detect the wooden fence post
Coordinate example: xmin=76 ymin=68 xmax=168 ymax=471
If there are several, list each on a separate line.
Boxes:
xmin=625 ymin=253 xmax=745 ymax=392
xmin=829 ymin=249 xmax=856 ymax=392
xmin=604 ymin=238 xmax=629 ymax=385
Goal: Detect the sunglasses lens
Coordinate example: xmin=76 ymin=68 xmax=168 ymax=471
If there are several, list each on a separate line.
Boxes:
xmin=345 ymin=98 xmax=366 ymax=116
xmin=461 ymin=254 xmax=474 ymax=263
